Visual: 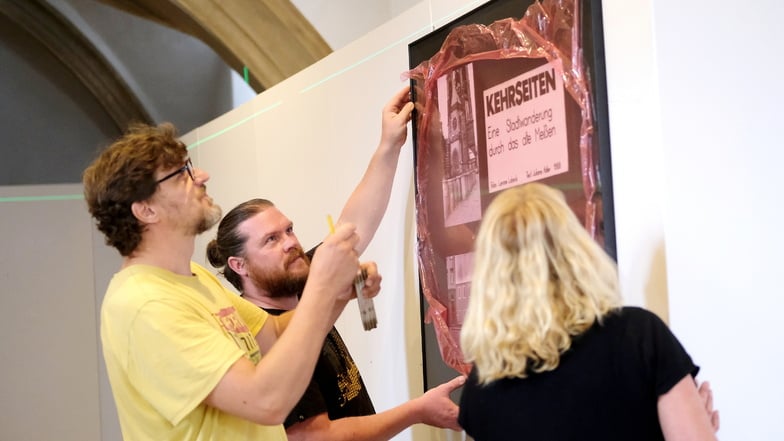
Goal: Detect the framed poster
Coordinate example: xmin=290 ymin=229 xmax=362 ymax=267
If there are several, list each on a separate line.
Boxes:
xmin=406 ymin=0 xmax=614 ymax=390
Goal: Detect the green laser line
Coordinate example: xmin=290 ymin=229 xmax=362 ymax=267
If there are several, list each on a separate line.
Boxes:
xmin=2 ymin=5 xmax=477 ymax=203
xmin=0 ymin=194 xmax=84 ymax=203
xmin=187 ymin=101 xmax=283 ymax=150
xmin=300 ymin=26 xmax=429 ymax=93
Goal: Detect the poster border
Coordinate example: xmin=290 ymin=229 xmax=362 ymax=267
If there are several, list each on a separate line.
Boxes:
xmin=407 ymin=0 xmax=615 ymax=392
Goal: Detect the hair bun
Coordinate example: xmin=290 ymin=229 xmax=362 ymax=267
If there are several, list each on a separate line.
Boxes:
xmin=205 ymin=239 xmax=224 ymax=268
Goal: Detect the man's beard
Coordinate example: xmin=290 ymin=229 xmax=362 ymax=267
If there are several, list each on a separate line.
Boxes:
xmin=194 ymin=203 xmax=222 ymax=235
xmin=249 ymin=248 xmax=310 ymax=299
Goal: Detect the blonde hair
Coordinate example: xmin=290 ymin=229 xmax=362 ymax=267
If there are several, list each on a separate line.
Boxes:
xmin=460 ymin=183 xmax=621 ymax=384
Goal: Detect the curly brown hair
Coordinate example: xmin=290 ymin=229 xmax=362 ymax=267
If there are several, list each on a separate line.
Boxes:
xmin=83 ymin=123 xmax=188 ymax=256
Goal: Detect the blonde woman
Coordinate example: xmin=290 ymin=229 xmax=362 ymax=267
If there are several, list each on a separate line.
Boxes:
xmin=458 ymin=183 xmax=717 ymax=441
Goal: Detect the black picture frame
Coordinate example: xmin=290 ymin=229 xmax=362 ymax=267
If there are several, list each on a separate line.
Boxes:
xmin=407 ymin=0 xmax=615 ymax=395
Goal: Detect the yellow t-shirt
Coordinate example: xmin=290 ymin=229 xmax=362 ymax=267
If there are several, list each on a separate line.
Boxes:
xmin=101 ymin=262 xmax=286 ymax=441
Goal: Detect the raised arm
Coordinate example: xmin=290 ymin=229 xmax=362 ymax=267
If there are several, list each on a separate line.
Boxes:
xmin=285 ymin=376 xmax=465 ymax=441
xmin=203 ymin=223 xmax=361 ymax=425
xmin=337 ymin=86 xmax=414 ymax=254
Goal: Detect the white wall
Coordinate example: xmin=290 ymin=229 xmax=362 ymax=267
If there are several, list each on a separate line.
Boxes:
xmin=2 ymin=1 xmax=781 ymax=440
xmin=0 ymin=185 xmax=107 ymax=440
xmin=290 ymin=0 xmax=421 ymax=50
xmin=604 ymin=0 xmax=784 ymax=439
xmin=658 ymin=0 xmax=784 ymax=438
xmin=193 ymin=0 xmax=784 ymax=439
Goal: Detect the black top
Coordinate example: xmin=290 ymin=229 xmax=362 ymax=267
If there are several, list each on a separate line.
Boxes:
xmin=264 ymin=309 xmax=375 ymax=427
xmin=458 ymin=306 xmax=698 ymax=441
xmin=262 ymin=245 xmax=374 ymax=428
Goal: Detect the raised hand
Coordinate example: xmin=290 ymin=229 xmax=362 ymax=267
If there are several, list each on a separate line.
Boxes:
xmin=309 ymin=222 xmax=360 ymax=301
xmin=357 ymin=261 xmax=382 ymax=300
xmin=380 ymin=86 xmax=415 ymax=151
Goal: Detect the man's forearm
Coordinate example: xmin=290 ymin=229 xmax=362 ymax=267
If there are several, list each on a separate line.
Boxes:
xmin=286 ymin=399 xmax=423 ymax=441
xmin=247 ymin=289 xmax=347 ymax=420
xmin=338 ymin=143 xmax=400 ymax=255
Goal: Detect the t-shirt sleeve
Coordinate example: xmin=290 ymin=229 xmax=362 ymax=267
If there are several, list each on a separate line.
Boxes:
xmin=631 ymin=307 xmax=700 ymax=397
xmin=193 ymin=263 xmax=268 ymax=336
xmin=229 ymin=290 xmax=268 ymax=336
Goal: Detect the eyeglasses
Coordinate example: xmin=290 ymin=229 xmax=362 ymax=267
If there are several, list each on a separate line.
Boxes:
xmin=156 ymin=158 xmax=194 ymax=184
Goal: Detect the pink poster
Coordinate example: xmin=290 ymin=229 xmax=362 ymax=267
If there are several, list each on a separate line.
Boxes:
xmin=405 ymin=0 xmax=608 ymax=375
xmin=483 ymin=59 xmax=569 ymax=193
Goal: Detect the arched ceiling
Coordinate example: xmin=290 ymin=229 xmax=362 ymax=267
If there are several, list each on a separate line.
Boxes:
xmin=0 ymin=0 xmax=153 ymax=131
xmin=0 ymin=0 xmax=331 ymax=133
xmin=94 ymin=0 xmax=333 ymax=92
xmin=0 ymin=0 xmax=425 ymax=186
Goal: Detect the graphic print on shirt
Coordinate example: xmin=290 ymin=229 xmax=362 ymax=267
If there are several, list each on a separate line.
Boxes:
xmin=215 ymin=306 xmax=261 ymax=364
xmin=325 ymin=332 xmax=363 ymax=407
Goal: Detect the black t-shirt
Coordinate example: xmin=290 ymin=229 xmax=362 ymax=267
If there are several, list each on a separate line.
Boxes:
xmin=264 ymin=308 xmax=375 ymax=427
xmin=458 ymin=306 xmax=698 ymax=441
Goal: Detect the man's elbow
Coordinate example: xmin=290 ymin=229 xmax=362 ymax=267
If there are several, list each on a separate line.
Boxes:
xmin=247 ymin=401 xmax=292 ymax=426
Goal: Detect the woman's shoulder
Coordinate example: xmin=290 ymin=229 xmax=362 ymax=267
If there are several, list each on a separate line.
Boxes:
xmin=610 ymin=305 xmax=664 ymax=322
xmin=600 ymin=306 xmax=669 ymax=337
